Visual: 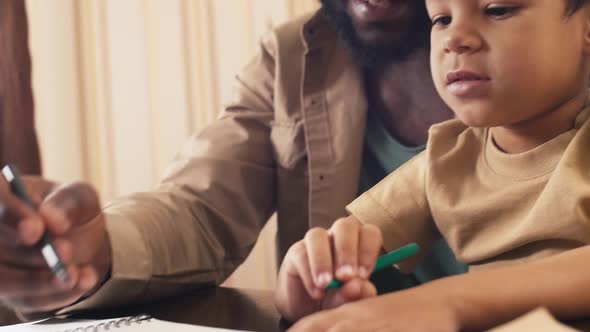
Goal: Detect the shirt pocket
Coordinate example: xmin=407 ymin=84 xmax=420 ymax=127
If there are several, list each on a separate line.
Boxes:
xmin=270 ymin=120 xmax=306 ymax=170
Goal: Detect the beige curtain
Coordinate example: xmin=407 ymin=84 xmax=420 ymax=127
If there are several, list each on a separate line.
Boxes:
xmin=26 ymin=0 xmax=320 ymax=290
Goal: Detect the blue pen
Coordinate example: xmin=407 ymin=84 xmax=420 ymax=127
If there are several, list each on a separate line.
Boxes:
xmin=2 ymin=165 xmax=69 ymax=283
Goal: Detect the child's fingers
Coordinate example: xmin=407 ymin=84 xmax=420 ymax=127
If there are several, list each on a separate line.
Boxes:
xmin=285 ymin=241 xmax=324 ymax=300
xmin=357 ymin=224 xmax=383 ymax=279
xmin=339 ymin=278 xmax=363 ymax=301
xmin=359 ymin=279 xmax=377 ymax=299
xmin=330 ymin=217 xmax=360 ymax=280
xmin=304 ymin=228 xmax=333 ymax=288
xmin=320 ymin=278 xmax=376 ymax=310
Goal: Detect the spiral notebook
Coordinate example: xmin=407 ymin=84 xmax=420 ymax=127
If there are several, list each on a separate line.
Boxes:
xmin=0 ymin=315 xmax=250 ymax=332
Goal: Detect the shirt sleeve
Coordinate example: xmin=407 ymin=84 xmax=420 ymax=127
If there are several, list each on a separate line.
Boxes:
xmin=346 ymin=152 xmax=439 ymax=272
xmin=58 ymin=33 xmax=280 ymax=314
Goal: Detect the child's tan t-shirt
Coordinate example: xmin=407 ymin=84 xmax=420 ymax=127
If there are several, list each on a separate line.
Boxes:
xmin=348 ymin=109 xmax=590 ymax=271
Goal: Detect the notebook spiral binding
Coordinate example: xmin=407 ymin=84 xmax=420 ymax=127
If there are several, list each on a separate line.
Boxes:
xmin=57 ymin=314 xmax=152 ymax=332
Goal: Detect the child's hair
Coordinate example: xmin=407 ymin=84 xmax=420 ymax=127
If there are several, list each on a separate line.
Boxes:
xmin=567 ymin=0 xmax=590 ymax=15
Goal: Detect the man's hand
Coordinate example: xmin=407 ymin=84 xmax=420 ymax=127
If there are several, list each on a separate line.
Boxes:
xmin=275 ymin=216 xmax=383 ymax=322
xmin=288 ymin=283 xmax=461 ymax=332
xmin=0 ymin=303 xmax=19 ymax=325
xmin=0 ymin=176 xmax=111 ymax=315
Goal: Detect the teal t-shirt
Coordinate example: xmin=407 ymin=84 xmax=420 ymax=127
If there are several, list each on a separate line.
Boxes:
xmin=359 ymin=111 xmax=468 ymax=285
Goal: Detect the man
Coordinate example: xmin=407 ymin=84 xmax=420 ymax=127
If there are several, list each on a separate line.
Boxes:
xmin=0 ymin=0 xmax=460 ymax=317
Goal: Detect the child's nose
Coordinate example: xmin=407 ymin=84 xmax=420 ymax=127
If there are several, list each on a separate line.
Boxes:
xmin=444 ymin=23 xmax=482 ymax=54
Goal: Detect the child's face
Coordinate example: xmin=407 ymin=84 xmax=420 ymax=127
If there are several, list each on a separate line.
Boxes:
xmin=427 ymin=0 xmax=590 ymax=127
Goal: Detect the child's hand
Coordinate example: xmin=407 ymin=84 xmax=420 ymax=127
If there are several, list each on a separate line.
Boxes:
xmin=275 ymin=215 xmax=383 ymax=322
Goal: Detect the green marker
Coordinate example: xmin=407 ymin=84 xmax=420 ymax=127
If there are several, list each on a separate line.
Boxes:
xmin=325 ymin=242 xmax=420 ymax=290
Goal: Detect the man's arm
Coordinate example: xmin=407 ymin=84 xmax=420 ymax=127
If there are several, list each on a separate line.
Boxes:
xmin=57 ymin=35 xmax=282 ymax=312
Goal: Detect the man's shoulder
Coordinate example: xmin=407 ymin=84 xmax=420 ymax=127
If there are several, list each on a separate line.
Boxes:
xmin=272 ymin=11 xmax=317 ymax=39
xmin=261 ymin=9 xmax=339 ymax=57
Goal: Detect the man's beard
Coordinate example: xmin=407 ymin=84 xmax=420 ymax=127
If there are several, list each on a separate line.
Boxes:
xmin=320 ymin=0 xmax=431 ymax=68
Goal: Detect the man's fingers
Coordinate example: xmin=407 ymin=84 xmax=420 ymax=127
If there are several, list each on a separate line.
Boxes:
xmin=304 ymin=228 xmax=333 ymax=289
xmin=75 ymin=265 xmax=100 ymax=292
xmin=3 ymin=265 xmax=98 ymax=313
xmin=16 ymin=217 xmax=45 ymax=246
xmin=357 ymin=224 xmax=383 ymax=279
xmin=9 ymin=290 xmax=84 ymax=315
xmin=0 ymin=177 xmax=106 ymax=314
xmin=20 ymin=177 xmax=57 ymax=206
xmin=0 ymin=238 xmax=74 ymax=269
xmin=0 ymin=190 xmax=37 ymax=230
xmin=50 ymin=238 xmax=74 ymax=265
xmin=0 ymin=219 xmax=20 ymax=247
xmin=40 ymin=182 xmax=102 ymax=234
xmin=0 ymin=181 xmax=47 ymax=246
xmin=0 ymin=245 xmax=49 ymax=268
xmin=0 ymin=265 xmax=78 ymax=297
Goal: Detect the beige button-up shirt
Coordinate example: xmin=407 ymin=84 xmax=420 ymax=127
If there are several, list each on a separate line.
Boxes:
xmin=64 ymin=10 xmax=369 ymax=312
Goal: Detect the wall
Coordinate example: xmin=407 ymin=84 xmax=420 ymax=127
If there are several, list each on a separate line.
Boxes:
xmin=25 ymin=0 xmax=320 ymax=290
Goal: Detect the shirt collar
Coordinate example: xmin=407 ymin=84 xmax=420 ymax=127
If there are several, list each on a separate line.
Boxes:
xmin=301 ymin=9 xmax=339 ymax=53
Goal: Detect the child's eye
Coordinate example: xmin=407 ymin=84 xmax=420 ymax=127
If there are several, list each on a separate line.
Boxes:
xmin=431 ymin=15 xmax=452 ymax=28
xmin=484 ymin=5 xmax=519 ymax=19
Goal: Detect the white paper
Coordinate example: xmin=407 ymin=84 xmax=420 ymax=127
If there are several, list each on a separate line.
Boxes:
xmin=0 ymin=316 xmax=251 ymax=332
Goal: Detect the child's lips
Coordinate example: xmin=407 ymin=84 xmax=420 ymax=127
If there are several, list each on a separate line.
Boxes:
xmin=446 ymin=70 xmax=490 ymax=85
xmin=446 ymin=70 xmax=491 ymax=97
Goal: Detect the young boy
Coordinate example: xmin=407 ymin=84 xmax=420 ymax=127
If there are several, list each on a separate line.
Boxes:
xmin=276 ymin=0 xmax=590 ymax=330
